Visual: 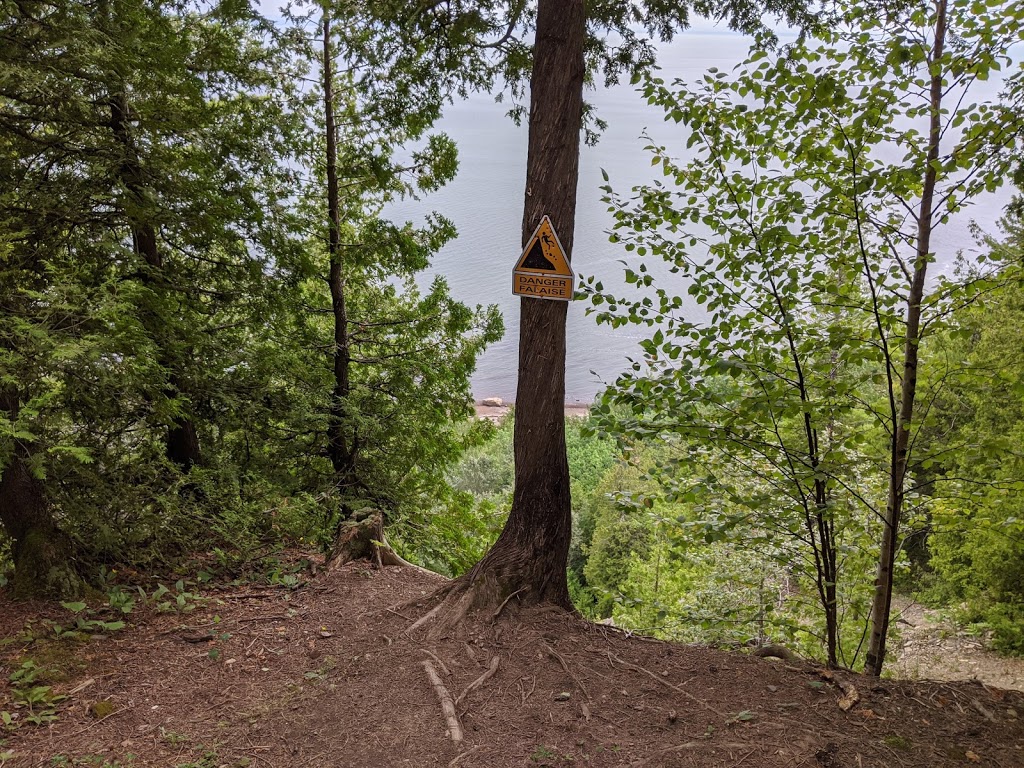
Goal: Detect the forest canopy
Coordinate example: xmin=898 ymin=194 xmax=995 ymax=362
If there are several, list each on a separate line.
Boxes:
xmin=1 ymin=0 xmax=1023 ymax=675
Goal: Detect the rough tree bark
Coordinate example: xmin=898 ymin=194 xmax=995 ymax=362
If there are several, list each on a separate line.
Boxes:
xmin=0 ymin=385 xmax=82 ymax=599
xmin=322 ymin=10 xmax=355 ymax=485
xmin=865 ymin=0 xmax=947 ymax=677
xmin=410 ymin=0 xmax=585 ymax=632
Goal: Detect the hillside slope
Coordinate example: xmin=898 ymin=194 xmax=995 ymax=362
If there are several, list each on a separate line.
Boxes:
xmin=2 ymin=564 xmax=1022 ymax=767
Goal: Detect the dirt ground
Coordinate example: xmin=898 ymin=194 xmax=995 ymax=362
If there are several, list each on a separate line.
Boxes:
xmin=892 ymin=598 xmax=1024 ymax=693
xmin=2 ymin=564 xmax=1023 ymax=768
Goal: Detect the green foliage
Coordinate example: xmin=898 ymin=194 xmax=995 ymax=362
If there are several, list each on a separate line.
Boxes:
xmin=579 ymin=0 xmax=1024 ymax=667
xmin=2 ymin=661 xmax=68 ymax=730
xmin=920 ymin=216 xmax=1024 ymax=652
xmin=452 ymin=411 xmax=619 ymax=588
xmin=0 ymin=0 xmax=506 ymax=588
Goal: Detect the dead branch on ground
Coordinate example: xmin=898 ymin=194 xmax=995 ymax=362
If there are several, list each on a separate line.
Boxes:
xmin=422 ymin=660 xmax=464 ymax=744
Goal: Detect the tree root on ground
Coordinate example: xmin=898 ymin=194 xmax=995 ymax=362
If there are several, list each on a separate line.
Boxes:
xmin=422 ymin=659 xmax=463 ymax=744
xmin=751 ymin=644 xmax=802 ymax=663
xmin=456 ymin=655 xmax=500 ymax=706
xmin=605 ymin=650 xmax=727 ymax=718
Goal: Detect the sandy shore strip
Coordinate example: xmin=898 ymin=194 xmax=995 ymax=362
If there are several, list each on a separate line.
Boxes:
xmin=474 ymin=399 xmax=591 ymax=421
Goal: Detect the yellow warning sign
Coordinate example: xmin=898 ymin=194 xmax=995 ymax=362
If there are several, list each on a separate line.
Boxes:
xmin=512 ymin=216 xmax=574 ymax=301
xmin=513 ymin=272 xmax=573 ymax=300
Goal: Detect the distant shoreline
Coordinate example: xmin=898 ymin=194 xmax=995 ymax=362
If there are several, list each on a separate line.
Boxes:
xmin=474 ymin=400 xmax=591 ymax=422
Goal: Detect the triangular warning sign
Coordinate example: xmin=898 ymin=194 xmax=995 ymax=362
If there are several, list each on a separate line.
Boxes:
xmin=514 ymin=216 xmax=573 ymax=277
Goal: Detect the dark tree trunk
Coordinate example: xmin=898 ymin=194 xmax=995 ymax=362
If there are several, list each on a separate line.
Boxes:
xmin=322 ymin=11 xmax=355 ymax=484
xmin=412 ymin=0 xmax=585 ymax=626
xmin=320 ymin=11 xmax=392 ymax=570
xmin=865 ymin=0 xmax=947 ymax=677
xmin=108 ymin=90 xmax=201 ymax=471
xmin=0 ymin=387 xmax=81 ymax=599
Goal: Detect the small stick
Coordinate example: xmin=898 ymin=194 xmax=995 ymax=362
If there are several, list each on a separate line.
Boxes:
xmin=456 ymin=656 xmax=500 ymax=706
xmin=520 ymin=675 xmax=537 ymax=705
xmin=422 ymin=660 xmax=463 ymax=744
xmin=543 ymin=642 xmax=589 ymax=701
xmin=449 ymin=745 xmax=481 ymax=767
xmin=67 ymin=678 xmax=96 ymax=696
xmin=491 ymin=587 xmax=529 ymax=622
xmin=422 ymin=648 xmax=452 ymax=677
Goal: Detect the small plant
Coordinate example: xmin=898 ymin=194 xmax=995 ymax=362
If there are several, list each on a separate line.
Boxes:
xmin=725 ymin=710 xmax=757 ymax=725
xmin=531 ymin=745 xmax=556 ymax=763
xmin=883 ymin=735 xmax=913 ymax=750
xmin=149 ymin=581 xmax=204 ymax=613
xmin=160 ymin=727 xmax=190 ymax=746
xmin=49 ymin=602 xmax=125 ymax=639
xmin=49 ymin=756 xmax=135 ymax=767
xmin=2 ymin=661 xmax=67 ymax=729
xmin=173 ymin=749 xmax=219 ymax=768
xmin=106 ymin=588 xmax=137 ymax=615
xmin=262 ymin=557 xmax=308 ymax=588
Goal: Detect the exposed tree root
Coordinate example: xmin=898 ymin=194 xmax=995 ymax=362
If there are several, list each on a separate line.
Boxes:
xmin=407 ymin=553 xmax=572 ymax=640
xmin=409 ymin=581 xmax=478 ymax=639
xmin=543 ymin=642 xmax=589 ymax=701
xmin=448 ymin=746 xmax=481 ymax=767
xmin=605 ymin=651 xmax=727 ymax=719
xmin=421 ymin=648 xmax=452 ymax=677
xmin=751 ymin=644 xmax=802 ymax=663
xmin=422 ymin=660 xmax=463 ymax=744
xmin=456 ymin=656 xmax=500 ymax=706
xmin=491 ymin=587 xmax=529 ymax=622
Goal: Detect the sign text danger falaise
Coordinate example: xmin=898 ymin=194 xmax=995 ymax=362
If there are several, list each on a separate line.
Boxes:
xmin=512 ymin=216 xmax=574 ymax=301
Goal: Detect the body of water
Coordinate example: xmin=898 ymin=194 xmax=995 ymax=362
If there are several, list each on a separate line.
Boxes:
xmin=387 ymin=26 xmax=1013 ymax=403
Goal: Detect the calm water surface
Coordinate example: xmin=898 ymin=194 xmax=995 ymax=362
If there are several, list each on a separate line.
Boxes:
xmin=387 ymin=29 xmax=1012 ymax=403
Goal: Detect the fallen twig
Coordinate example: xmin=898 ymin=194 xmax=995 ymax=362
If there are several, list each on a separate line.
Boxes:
xmin=519 ymin=675 xmax=537 ymax=705
xmin=971 ymin=698 xmax=996 ymax=722
xmin=543 ymin=642 xmax=590 ymax=701
xmin=42 ymin=707 xmax=126 ymax=759
xmin=449 ymin=745 xmax=481 ymax=767
xmin=456 ymin=656 xmax=500 ymax=706
xmin=422 ymin=660 xmax=463 ymax=744
xmin=605 ymin=651 xmax=727 ymax=718
xmin=67 ymin=678 xmax=96 ymax=696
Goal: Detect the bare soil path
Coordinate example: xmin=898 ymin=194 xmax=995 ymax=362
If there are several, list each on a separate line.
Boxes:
xmin=2 ymin=565 xmax=1023 ymax=768
xmin=892 ymin=597 xmax=1024 ymax=693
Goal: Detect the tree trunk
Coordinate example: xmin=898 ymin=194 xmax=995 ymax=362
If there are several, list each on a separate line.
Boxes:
xmin=108 ymin=88 xmax=201 ymax=471
xmin=320 ymin=11 xmax=389 ymax=568
xmin=410 ymin=0 xmax=585 ymax=629
xmin=0 ymin=387 xmax=81 ymax=599
xmin=322 ymin=11 xmax=355 ymax=484
xmin=865 ymin=0 xmax=947 ymax=677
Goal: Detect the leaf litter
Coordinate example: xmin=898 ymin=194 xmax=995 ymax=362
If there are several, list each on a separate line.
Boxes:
xmin=1 ymin=563 xmax=1023 ymax=767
